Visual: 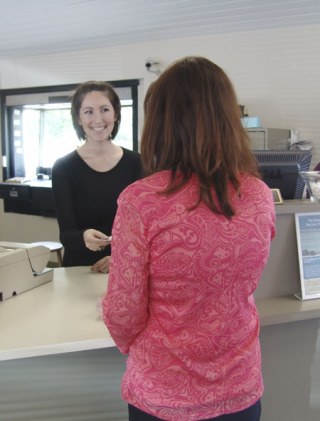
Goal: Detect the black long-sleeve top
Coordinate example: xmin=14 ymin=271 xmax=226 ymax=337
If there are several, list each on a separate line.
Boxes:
xmin=51 ymin=148 xmax=142 ymax=266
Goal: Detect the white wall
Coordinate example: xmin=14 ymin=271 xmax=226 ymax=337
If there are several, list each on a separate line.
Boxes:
xmin=1 ymin=23 xmax=320 ymax=241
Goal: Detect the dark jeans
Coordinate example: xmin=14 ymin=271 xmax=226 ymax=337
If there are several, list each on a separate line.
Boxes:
xmin=128 ymin=399 xmax=261 ymax=421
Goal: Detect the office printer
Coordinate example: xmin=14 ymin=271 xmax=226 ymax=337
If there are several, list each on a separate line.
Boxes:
xmin=0 ymin=241 xmax=53 ymax=301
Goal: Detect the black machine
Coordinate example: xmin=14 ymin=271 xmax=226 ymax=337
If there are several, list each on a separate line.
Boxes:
xmin=254 ymin=150 xmax=312 ymax=200
xmin=0 ymin=180 xmax=55 ymax=217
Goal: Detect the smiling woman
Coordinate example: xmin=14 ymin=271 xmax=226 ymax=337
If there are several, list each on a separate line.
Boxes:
xmin=0 ymin=79 xmax=139 ymax=216
xmin=51 ymin=80 xmax=142 ymax=272
xmin=1 ymin=80 xmax=138 ymax=180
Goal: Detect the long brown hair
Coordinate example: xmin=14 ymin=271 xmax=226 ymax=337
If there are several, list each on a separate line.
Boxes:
xmin=141 ymin=56 xmax=260 ymax=218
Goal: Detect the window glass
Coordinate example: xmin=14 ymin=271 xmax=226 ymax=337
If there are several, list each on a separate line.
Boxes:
xmin=113 ymin=100 xmax=133 ymax=151
xmin=22 ymin=104 xmax=80 ymax=179
xmin=10 ymin=99 xmax=133 ymax=179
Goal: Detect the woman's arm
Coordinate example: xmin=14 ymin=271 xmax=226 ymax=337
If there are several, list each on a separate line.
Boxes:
xmin=102 ymin=191 xmax=149 ymax=354
xmin=52 ymin=159 xmax=87 ymax=250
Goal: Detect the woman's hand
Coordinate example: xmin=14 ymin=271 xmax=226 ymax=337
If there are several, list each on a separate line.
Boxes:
xmin=83 ymin=229 xmax=111 ymax=252
xmin=91 ymin=256 xmax=111 ymax=274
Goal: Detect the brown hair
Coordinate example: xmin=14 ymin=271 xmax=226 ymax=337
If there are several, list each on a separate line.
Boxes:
xmin=141 ymin=56 xmax=260 ymax=218
xmin=71 ymin=81 xmax=121 ymax=140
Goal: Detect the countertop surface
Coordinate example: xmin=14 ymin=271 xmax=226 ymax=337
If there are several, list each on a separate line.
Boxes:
xmin=0 ymin=267 xmax=114 ymax=361
xmin=2 ymin=266 xmax=320 ymax=361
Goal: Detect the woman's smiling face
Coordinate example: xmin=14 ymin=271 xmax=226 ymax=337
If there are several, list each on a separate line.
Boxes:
xmin=78 ymin=91 xmax=117 ymax=143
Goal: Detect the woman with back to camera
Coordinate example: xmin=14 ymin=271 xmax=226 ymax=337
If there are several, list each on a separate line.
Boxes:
xmin=52 ymin=81 xmax=142 ymax=273
xmin=102 ymin=57 xmax=276 ymax=420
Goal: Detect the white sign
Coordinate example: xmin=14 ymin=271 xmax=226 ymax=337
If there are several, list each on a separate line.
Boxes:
xmin=295 ymin=213 xmax=320 ymax=300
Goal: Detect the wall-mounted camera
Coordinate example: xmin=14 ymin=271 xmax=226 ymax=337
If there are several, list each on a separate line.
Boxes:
xmin=145 ymin=58 xmax=161 ymax=74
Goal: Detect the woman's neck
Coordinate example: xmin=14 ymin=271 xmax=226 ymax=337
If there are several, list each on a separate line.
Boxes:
xmin=77 ymin=141 xmax=123 ymax=172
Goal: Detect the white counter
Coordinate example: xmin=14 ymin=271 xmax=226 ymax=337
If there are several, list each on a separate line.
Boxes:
xmin=2 ymin=263 xmax=320 ymax=362
xmin=0 ymin=266 xmax=115 ymax=361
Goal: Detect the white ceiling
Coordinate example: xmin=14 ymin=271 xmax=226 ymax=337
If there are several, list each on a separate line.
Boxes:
xmin=1 ymin=0 xmax=320 ymax=58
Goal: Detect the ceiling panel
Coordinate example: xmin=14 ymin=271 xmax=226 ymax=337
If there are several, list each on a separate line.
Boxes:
xmin=0 ymin=0 xmax=320 ymax=57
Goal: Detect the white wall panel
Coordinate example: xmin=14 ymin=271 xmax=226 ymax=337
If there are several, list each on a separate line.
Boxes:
xmin=0 ymin=326 xmax=320 ymax=420
xmin=0 ymin=348 xmax=128 ymax=421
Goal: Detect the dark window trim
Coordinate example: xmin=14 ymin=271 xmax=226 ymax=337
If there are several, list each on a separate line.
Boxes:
xmin=0 ymin=79 xmax=139 ymax=96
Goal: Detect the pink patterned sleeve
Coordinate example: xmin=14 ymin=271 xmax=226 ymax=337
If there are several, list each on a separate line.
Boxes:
xmin=102 ymin=189 xmax=149 ymax=354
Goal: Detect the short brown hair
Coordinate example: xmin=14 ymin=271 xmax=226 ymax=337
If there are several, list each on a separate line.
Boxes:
xmin=141 ymin=56 xmax=259 ymax=218
xmin=71 ymin=81 xmax=121 ymax=140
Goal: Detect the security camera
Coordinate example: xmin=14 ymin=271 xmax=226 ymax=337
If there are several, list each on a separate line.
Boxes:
xmin=145 ymin=58 xmax=160 ymax=73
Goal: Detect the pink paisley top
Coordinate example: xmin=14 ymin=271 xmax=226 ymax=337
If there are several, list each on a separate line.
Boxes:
xmin=102 ymin=171 xmax=275 ymax=421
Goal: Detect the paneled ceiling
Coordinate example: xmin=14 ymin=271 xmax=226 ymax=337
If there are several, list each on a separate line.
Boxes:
xmin=1 ymin=0 xmax=320 ymax=57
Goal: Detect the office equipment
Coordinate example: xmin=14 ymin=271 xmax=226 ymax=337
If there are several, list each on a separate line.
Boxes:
xmin=0 ymin=241 xmax=53 ymax=301
xmin=241 ymin=116 xmax=261 ymax=128
xmin=0 ymin=180 xmax=55 ymax=217
xmin=247 ymin=128 xmax=291 ymax=150
xmin=30 ymin=241 xmax=63 ymax=266
xmin=254 ymin=150 xmax=312 ymax=200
